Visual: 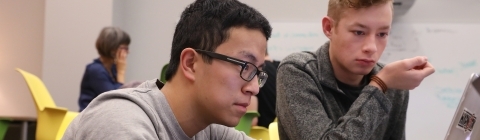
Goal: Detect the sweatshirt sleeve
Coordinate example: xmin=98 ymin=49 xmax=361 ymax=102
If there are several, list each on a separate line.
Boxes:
xmin=276 ymin=62 xmax=393 ymax=140
xmin=387 ymin=91 xmax=409 ymax=140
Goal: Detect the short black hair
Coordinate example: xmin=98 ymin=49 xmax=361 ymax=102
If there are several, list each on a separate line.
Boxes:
xmin=165 ymin=0 xmax=272 ymax=81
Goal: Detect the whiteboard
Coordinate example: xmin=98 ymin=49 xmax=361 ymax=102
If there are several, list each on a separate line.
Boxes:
xmin=268 ymin=22 xmax=480 ymax=140
xmin=268 ymin=23 xmax=328 ymax=60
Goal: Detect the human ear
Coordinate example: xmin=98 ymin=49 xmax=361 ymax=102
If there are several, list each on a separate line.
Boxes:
xmin=179 ymin=48 xmax=198 ymax=81
xmin=322 ymin=16 xmax=334 ymax=39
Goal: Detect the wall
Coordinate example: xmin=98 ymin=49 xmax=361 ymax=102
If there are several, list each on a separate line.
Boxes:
xmin=110 ymin=1 xmax=480 ymax=140
xmin=112 ymin=0 xmax=326 ymax=84
xmin=2 ymin=0 xmax=476 ymax=134
xmin=0 ymin=0 xmax=45 ymax=118
xmin=395 ymin=0 xmax=480 ymax=23
xmin=113 ymin=0 xmax=194 ymax=82
xmin=42 ymin=0 xmax=113 ymax=111
xmin=113 ymin=0 xmax=480 ymax=87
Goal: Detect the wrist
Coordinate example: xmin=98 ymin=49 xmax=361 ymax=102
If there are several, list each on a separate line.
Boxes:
xmin=117 ymin=70 xmax=126 ymax=74
xmin=370 ymin=75 xmax=388 ymax=93
xmin=117 ymin=75 xmax=125 ymax=84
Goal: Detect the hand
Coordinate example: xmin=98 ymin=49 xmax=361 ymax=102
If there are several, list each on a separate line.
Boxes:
xmin=115 ymin=48 xmax=128 ymax=72
xmin=373 ymin=56 xmax=435 ymax=90
xmin=115 ymin=48 xmax=128 ymax=83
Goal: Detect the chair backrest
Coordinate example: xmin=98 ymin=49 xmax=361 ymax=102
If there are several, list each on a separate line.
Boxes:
xmin=0 ymin=120 xmax=9 ymax=140
xmin=16 ymin=68 xmax=56 ymax=112
xmin=56 ymin=111 xmax=79 ymax=140
xmin=250 ymin=126 xmax=270 ymax=140
xmin=235 ymin=111 xmax=260 ymax=135
xmin=160 ymin=64 xmax=169 ymax=83
xmin=269 ymin=122 xmax=279 ymax=140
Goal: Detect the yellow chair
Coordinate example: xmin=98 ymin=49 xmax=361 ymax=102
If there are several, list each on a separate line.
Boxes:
xmin=235 ymin=111 xmax=260 ymax=135
xmin=16 ymin=68 xmax=79 ymax=140
xmin=269 ymin=122 xmax=279 ymax=140
xmin=249 ymin=126 xmax=269 ymax=140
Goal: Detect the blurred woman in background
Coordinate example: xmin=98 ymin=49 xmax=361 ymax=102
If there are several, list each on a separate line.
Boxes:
xmin=78 ymin=26 xmax=130 ymax=112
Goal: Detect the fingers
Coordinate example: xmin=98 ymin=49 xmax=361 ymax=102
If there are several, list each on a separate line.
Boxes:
xmin=403 ymin=56 xmax=428 ymax=70
xmin=121 ymin=49 xmax=127 ymax=58
xmin=419 ymin=62 xmax=435 ymax=77
xmin=115 ymin=48 xmax=122 ymax=59
xmin=114 ymin=49 xmax=128 ymax=65
xmin=116 ymin=48 xmax=127 ymax=59
xmin=407 ymin=62 xmax=434 ymax=87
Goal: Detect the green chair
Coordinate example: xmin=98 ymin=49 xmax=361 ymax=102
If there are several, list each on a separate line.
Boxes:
xmin=160 ymin=64 xmax=169 ymax=83
xmin=235 ymin=111 xmax=260 ymax=135
xmin=0 ymin=120 xmax=9 ymax=140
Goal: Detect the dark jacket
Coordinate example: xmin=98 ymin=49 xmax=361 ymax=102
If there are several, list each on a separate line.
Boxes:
xmin=256 ymin=60 xmax=280 ymax=128
xmin=79 ymin=58 xmax=122 ymax=112
xmin=276 ymin=42 xmax=409 ymax=140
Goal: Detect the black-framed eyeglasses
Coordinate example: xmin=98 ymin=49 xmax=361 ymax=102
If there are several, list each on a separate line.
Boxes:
xmin=195 ymin=49 xmax=268 ymax=87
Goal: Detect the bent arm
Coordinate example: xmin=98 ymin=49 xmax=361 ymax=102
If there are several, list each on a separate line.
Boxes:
xmin=276 ymin=63 xmax=393 ymax=140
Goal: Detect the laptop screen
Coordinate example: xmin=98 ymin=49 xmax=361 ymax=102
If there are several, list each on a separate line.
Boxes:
xmin=445 ymin=73 xmax=480 ymax=140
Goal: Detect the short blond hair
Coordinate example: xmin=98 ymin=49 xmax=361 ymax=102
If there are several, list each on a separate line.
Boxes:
xmin=327 ymin=0 xmax=393 ymax=25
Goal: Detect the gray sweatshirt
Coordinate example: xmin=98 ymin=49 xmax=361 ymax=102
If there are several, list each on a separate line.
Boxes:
xmin=63 ymin=79 xmax=251 ymax=140
xmin=276 ymin=42 xmax=409 ymax=140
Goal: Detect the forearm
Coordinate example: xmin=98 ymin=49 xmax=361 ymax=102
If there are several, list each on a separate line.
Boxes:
xmin=278 ymin=89 xmax=392 ymax=139
xmin=277 ymin=65 xmax=393 ymax=139
xmin=330 ymin=86 xmax=393 ymax=139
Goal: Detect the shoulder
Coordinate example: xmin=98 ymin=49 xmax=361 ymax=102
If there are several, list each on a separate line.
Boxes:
xmin=84 ymin=59 xmax=106 ymax=74
xmin=90 ymin=87 xmax=161 ymax=111
xmin=86 ymin=64 xmax=104 ymax=72
xmin=82 ymin=88 xmax=156 ymax=122
xmin=66 ymin=89 xmax=160 ymax=139
xmin=279 ymin=51 xmax=317 ymax=70
xmin=281 ymin=51 xmax=317 ymax=65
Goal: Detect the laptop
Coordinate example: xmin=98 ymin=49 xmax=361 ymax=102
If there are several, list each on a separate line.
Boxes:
xmin=445 ymin=73 xmax=480 ymax=140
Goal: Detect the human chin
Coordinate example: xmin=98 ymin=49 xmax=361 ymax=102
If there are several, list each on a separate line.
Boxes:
xmin=220 ymin=114 xmax=242 ymax=127
xmin=352 ymin=66 xmax=374 ymax=75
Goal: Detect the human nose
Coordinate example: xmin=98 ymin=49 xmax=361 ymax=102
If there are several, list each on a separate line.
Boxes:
xmin=242 ymin=76 xmax=260 ymax=96
xmin=362 ymin=35 xmax=377 ymax=55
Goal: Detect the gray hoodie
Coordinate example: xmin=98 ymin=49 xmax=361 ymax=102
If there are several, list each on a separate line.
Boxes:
xmin=276 ymin=42 xmax=409 ymax=140
xmin=63 ymin=79 xmax=251 ymax=140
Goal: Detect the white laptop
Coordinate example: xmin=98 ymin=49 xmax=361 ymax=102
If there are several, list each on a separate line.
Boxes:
xmin=445 ymin=73 xmax=480 ymax=140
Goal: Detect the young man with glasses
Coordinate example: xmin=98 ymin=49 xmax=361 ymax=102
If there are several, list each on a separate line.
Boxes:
xmin=63 ymin=0 xmax=271 ymax=139
xmin=276 ymin=0 xmax=436 ymax=139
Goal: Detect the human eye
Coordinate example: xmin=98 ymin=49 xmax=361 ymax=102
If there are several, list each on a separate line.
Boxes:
xmin=243 ymin=64 xmax=250 ymax=71
xmin=351 ymin=30 xmax=366 ymax=36
xmin=377 ymin=32 xmax=389 ymax=38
